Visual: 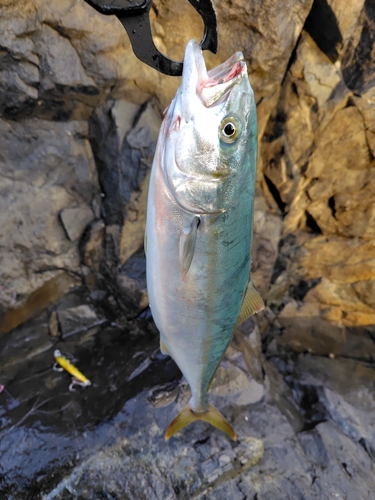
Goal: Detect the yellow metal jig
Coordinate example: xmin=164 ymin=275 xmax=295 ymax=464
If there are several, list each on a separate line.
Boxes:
xmin=54 ymin=350 xmax=91 ymax=391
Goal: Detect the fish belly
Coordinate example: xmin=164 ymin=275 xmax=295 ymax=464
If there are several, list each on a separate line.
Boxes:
xmin=146 ymin=164 xmax=252 ymax=412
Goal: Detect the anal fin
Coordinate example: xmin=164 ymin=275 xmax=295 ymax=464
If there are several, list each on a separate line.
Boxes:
xmin=236 ymin=280 xmax=264 ymax=326
xmin=160 ymin=340 xmax=171 ymax=356
xmin=165 ymin=402 xmax=236 ymax=441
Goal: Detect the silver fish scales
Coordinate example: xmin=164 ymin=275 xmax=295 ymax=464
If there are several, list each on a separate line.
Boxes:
xmin=145 ymin=39 xmax=263 ymax=440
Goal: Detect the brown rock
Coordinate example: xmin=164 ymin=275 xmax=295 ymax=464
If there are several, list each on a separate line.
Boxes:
xmin=297 ymin=32 xmax=342 ymax=110
xmin=352 ymin=280 xmax=375 ymax=309
xmin=293 ymin=235 xmax=375 ymax=284
xmin=277 ymin=301 xmax=375 ymax=355
xmin=305 ymin=278 xmax=375 ymax=314
xmin=306 ymin=106 xmax=371 ymax=199
xmin=214 ymin=0 xmax=315 ymax=136
xmin=257 ymin=4 xmax=375 ymax=353
xmin=355 ymin=87 xmax=375 ymax=156
xmin=0 ymin=272 xmax=77 ymax=334
xmin=2 ymin=0 xmax=316 ymax=118
xmin=329 ymin=0 xmax=365 ymax=54
xmin=0 ymin=117 xmax=99 ymax=311
xmin=251 ymin=195 xmax=282 ymax=297
xmin=271 ymin=234 xmax=375 ymax=334
xmin=60 ymin=206 xmax=95 ymax=241
xmin=341 ymin=0 xmax=375 ymax=94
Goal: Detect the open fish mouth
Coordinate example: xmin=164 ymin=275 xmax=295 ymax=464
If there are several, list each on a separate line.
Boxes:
xmin=161 ymin=40 xmax=251 ymax=216
xmin=182 ymin=40 xmax=247 ymax=108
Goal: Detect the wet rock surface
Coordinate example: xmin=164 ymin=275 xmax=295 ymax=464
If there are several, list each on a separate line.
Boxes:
xmin=1 ymin=310 xmax=375 ymax=499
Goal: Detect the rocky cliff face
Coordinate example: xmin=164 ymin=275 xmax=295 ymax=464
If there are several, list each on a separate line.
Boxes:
xmin=1 ymin=0 xmax=374 ymax=358
xmin=258 ymin=0 xmax=375 ymax=360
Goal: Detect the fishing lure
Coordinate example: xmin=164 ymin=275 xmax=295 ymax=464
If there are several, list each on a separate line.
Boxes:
xmin=53 ymin=350 xmax=91 ymax=391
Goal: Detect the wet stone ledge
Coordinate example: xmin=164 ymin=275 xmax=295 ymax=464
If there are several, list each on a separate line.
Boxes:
xmin=1 ymin=304 xmax=375 ymax=499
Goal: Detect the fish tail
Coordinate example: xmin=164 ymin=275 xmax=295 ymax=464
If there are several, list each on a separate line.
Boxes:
xmin=165 ymin=402 xmax=237 ymax=441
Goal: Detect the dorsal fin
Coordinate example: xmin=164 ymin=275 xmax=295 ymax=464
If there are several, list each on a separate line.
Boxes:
xmin=179 ymin=216 xmax=200 ymax=280
xmin=236 ymin=280 xmax=264 ymax=325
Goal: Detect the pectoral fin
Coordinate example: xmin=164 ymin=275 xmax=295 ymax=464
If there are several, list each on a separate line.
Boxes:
xmin=236 ymin=280 xmax=264 ymax=325
xmin=165 ymin=402 xmax=236 ymax=440
xmin=179 ymin=216 xmax=199 ymax=280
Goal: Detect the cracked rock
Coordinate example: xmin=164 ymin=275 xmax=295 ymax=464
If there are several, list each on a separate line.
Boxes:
xmin=59 ymin=206 xmax=95 ymax=242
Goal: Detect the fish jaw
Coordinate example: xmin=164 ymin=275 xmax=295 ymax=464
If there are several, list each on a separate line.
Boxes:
xmin=160 ymin=39 xmax=256 ymax=215
xmin=180 ymin=40 xmax=246 ymax=112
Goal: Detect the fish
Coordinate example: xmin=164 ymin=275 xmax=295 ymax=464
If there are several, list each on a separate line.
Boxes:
xmin=145 ymin=39 xmax=264 ymax=440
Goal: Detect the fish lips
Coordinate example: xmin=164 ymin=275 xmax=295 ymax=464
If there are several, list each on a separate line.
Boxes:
xmin=181 ymin=39 xmax=247 ymax=110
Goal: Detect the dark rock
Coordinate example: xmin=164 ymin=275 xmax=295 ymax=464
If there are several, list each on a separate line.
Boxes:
xmin=82 ymin=101 xmax=161 ymax=320
xmin=2 ymin=299 xmax=375 ymax=499
xmin=298 ymin=429 xmax=329 ymax=466
xmin=342 ymin=0 xmax=375 ymax=93
xmin=57 ymin=304 xmax=98 ymax=337
xmin=304 ymin=0 xmax=343 ymax=62
xmin=234 ymin=318 xmax=264 ymax=384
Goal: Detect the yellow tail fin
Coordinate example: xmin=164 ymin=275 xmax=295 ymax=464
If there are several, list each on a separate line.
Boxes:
xmin=165 ymin=402 xmax=237 ymax=441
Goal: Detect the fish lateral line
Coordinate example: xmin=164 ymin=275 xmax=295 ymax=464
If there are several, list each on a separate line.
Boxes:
xmin=53 ymin=349 xmax=91 ymax=388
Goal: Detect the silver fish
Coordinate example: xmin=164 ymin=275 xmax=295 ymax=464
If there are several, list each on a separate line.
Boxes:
xmin=145 ymin=39 xmax=264 ymax=440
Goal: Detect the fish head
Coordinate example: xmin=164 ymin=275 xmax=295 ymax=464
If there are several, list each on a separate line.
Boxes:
xmin=161 ymin=39 xmax=257 ymax=214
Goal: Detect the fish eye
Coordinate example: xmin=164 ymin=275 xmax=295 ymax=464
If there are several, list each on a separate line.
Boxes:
xmin=220 ymin=117 xmax=240 ymax=144
xmin=224 ymin=123 xmax=235 ymax=136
